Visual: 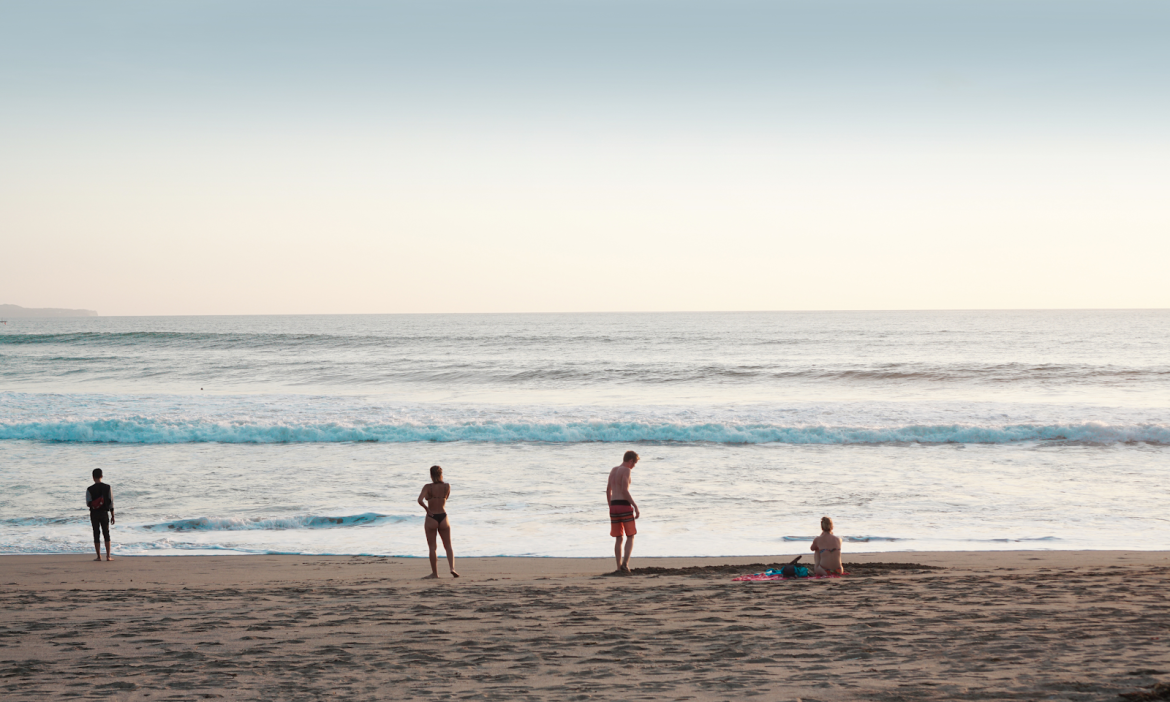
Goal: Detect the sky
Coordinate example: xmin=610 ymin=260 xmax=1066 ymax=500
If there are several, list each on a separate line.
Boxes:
xmin=1 ymin=1 xmax=1167 ymax=315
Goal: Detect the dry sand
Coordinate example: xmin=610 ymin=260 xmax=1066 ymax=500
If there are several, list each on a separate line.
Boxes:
xmin=3 ymin=551 xmax=1169 ymax=701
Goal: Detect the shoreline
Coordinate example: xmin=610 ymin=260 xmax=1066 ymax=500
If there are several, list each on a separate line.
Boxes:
xmin=4 ymin=550 xmax=1169 ymax=588
xmin=4 ymin=551 xmax=1169 ymax=700
xmin=7 ymin=544 xmax=1170 ymax=558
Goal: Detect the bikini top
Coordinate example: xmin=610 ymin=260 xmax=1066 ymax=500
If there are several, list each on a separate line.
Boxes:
xmin=816 ymin=536 xmax=840 ymax=553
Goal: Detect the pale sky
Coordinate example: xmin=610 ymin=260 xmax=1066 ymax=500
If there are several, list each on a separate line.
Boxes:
xmin=2 ymin=1 xmax=1167 ymax=315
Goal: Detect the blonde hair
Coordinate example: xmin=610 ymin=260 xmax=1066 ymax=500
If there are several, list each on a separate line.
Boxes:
xmin=429 ymin=465 xmax=443 ymax=481
xmin=821 ymin=516 xmax=833 ymax=532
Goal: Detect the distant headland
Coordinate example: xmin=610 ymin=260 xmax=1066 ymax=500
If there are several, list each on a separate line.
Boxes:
xmin=0 ymin=304 xmax=98 ymax=318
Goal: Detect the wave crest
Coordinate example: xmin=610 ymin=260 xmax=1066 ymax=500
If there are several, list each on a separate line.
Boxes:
xmin=1 ymin=419 xmax=1166 ymax=445
xmin=138 ymin=513 xmax=403 ymax=532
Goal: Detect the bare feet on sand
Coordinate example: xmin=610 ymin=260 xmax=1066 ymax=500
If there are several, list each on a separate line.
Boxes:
xmin=93 ymin=557 xmax=102 ymax=562
xmin=451 ymin=570 xmax=460 ymax=578
xmin=422 ymin=573 xmax=439 ymax=579
xmin=106 ymin=556 xmax=114 ymax=561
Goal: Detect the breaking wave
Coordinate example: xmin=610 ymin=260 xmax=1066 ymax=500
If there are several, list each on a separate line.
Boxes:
xmin=138 ymin=513 xmax=406 ymax=532
xmin=783 ymin=535 xmax=901 ymax=543
xmin=1 ymin=419 xmax=1166 ymax=445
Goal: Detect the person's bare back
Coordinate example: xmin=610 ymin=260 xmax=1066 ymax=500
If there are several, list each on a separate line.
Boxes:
xmin=811 ymin=516 xmax=843 ymax=576
xmin=420 ymin=482 xmax=449 ymax=515
xmin=607 ymin=464 xmax=633 ymax=504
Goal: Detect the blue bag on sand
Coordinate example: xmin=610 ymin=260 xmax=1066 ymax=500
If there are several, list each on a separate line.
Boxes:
xmin=765 ymin=565 xmax=811 ymax=578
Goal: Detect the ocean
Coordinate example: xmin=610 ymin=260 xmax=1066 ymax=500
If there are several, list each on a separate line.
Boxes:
xmin=1 ymin=310 xmax=1167 ymax=557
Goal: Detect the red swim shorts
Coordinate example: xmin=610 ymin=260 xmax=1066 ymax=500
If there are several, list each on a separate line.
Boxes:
xmin=610 ymin=504 xmax=636 ymax=537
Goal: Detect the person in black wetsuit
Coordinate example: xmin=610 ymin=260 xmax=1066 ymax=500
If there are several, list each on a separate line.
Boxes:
xmin=86 ymin=468 xmax=115 ymax=561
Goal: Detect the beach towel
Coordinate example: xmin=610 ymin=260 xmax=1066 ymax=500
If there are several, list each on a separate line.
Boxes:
xmin=732 ymin=570 xmax=849 ymax=582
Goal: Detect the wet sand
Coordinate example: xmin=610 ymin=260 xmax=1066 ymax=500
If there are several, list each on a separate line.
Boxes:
xmin=3 ymin=551 xmax=1169 ymax=701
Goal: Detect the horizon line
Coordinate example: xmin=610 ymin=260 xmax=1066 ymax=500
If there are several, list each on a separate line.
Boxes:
xmin=5 ymin=307 xmax=1169 ymax=318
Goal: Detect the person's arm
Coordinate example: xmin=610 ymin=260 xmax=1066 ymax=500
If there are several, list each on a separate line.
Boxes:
xmin=606 ymin=482 xmax=612 ymax=505
xmin=85 ymin=487 xmax=93 ymax=509
xmin=810 ymin=536 xmax=819 ymax=552
xmin=417 ymin=486 xmax=429 ymax=514
xmin=108 ymin=487 xmax=115 ymax=525
xmin=625 ymin=471 xmax=638 ymax=518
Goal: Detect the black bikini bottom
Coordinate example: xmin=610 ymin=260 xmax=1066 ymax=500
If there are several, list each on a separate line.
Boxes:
xmin=428 ymin=512 xmax=447 ymax=526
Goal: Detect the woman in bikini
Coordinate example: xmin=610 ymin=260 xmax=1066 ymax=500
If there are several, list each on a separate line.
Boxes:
xmin=810 ymin=516 xmax=843 ymax=576
xmin=417 ymin=465 xmax=459 ymax=579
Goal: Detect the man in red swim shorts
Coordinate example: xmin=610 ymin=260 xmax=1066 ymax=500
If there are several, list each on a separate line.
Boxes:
xmin=607 ymin=450 xmax=641 ymax=573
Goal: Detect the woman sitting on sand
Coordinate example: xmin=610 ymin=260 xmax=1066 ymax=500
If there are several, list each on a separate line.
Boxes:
xmin=417 ymin=465 xmax=459 ymax=579
xmin=810 ymin=516 xmax=843 ymax=576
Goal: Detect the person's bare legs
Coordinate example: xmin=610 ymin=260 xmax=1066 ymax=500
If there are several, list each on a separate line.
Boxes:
xmin=105 ymin=539 xmax=113 ymax=561
xmin=423 ymin=518 xmax=440 ymax=579
xmin=614 ymin=535 xmax=634 ymax=572
xmin=93 ymin=541 xmax=102 ymax=562
xmin=438 ymin=522 xmax=459 ymax=577
xmin=621 ymin=535 xmax=634 ymax=572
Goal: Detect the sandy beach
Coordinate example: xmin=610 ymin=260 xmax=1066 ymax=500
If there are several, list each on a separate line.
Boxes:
xmin=2 ymin=551 xmax=1168 ymax=701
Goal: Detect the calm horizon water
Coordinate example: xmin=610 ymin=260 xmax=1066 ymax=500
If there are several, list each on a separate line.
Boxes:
xmin=2 ymin=310 xmax=1168 ymax=557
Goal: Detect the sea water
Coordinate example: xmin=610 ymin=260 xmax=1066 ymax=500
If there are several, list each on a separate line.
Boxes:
xmin=1 ymin=311 xmax=1167 ymax=557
